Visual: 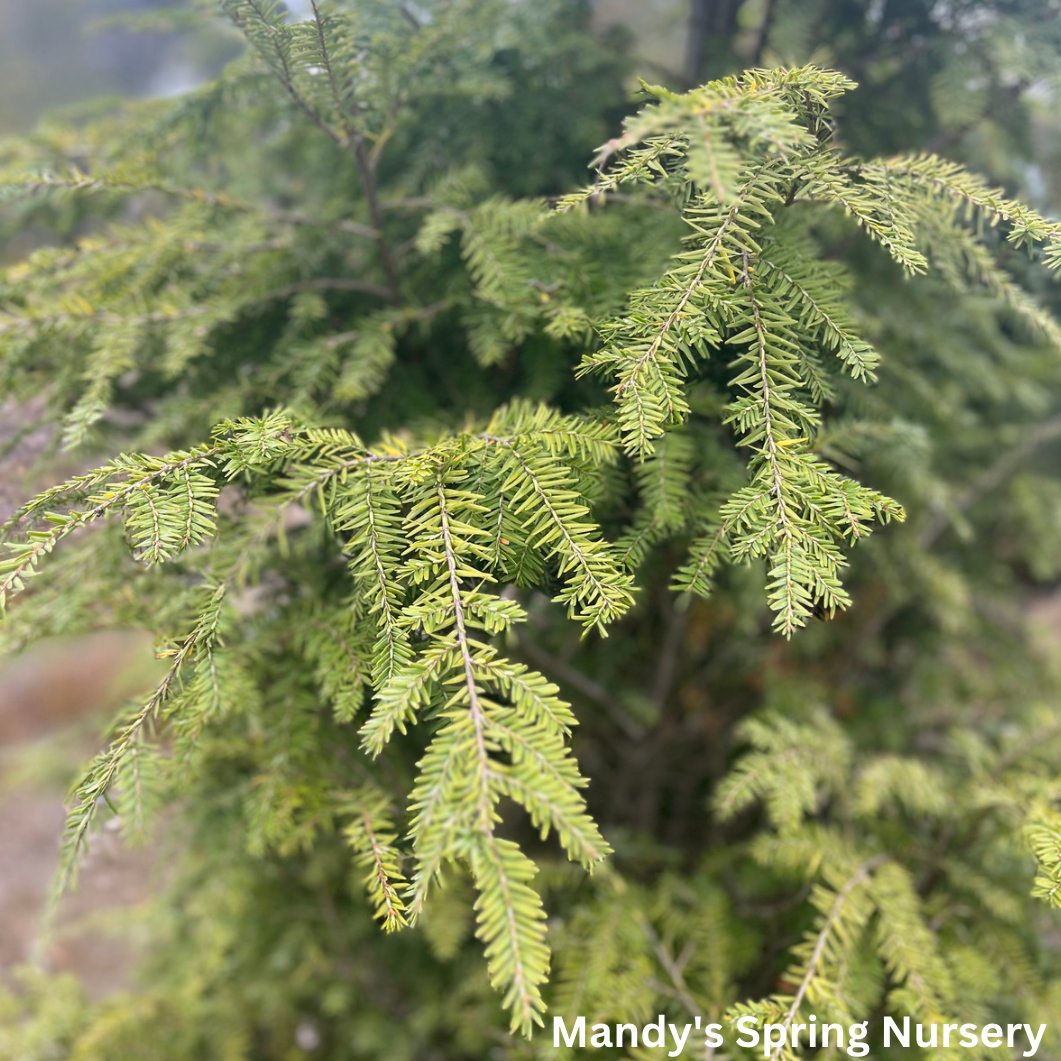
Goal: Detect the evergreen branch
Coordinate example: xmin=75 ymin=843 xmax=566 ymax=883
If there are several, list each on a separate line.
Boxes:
xmin=554 ymin=136 xmax=685 ymax=211
xmin=491 ymin=767 xmax=603 ymax=868
xmin=358 ymin=811 xmax=408 ymax=930
xmin=673 ymin=488 xmax=769 ymax=597
xmin=53 ymin=582 xmax=229 ymax=899
xmin=436 ymin=470 xmax=492 ymax=834
xmin=0 ymin=445 xmax=221 ymax=608
xmin=514 ymin=632 xmax=644 ymax=740
xmin=235 ymin=0 xmax=344 ymax=147
xmin=308 ymin=0 xmax=400 ymax=298
xmin=485 ymin=714 xmax=606 ymax=866
xmin=222 ymin=0 xmax=400 ymax=297
xmin=482 ymin=658 xmax=577 ymax=736
xmin=360 ymin=465 xmax=406 ymax=686
xmin=767 ymin=856 xmax=886 ymax=1061
xmin=742 ymin=253 xmax=791 ymax=527
xmin=361 ymin=645 xmax=448 ymax=754
xmin=715 ymin=748 xmax=801 ymax=823
xmin=756 ymin=254 xmax=878 ymax=380
xmin=435 ymin=468 xmax=551 ymax=1036
xmin=641 ymin=918 xmax=702 ymax=1020
xmin=590 ymin=164 xmax=770 ymax=455
xmin=909 ymin=205 xmax=1061 ymax=349
xmin=0 ymin=172 xmax=377 ymax=239
xmin=404 ymin=734 xmax=464 ymax=922
xmin=798 ymin=171 xmax=927 ymax=273
xmin=870 ymin=154 xmax=1061 ymax=258
xmin=468 ymin=836 xmax=549 ymax=1036
xmin=489 ymin=439 xmax=634 ymax=630
xmin=309 ymin=0 xmax=355 ymax=141
xmin=344 ymin=785 xmax=409 ymax=932
xmin=287 ymin=450 xmax=404 ymax=508
xmin=740 ymin=251 xmax=799 ymax=634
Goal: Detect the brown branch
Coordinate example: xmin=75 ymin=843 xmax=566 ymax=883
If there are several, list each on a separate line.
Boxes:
xmin=270 ymin=210 xmax=376 ymax=240
xmin=515 ymin=631 xmax=644 ymax=740
xmin=649 ymin=596 xmax=687 ymax=711
xmin=309 ymin=1 xmax=401 ymax=299
xmin=269 ymin=277 xmax=397 ymax=301
xmin=244 ymin=0 xmax=343 ymax=147
xmin=235 ymin=1 xmax=401 ymax=298
xmin=352 ymin=137 xmax=401 ymax=298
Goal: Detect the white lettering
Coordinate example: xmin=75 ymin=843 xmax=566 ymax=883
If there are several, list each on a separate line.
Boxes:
xmin=554 ymin=1016 xmax=584 ymax=1049
xmin=643 ymin=1016 xmax=665 ymax=1049
xmin=822 ymin=1024 xmax=844 ymax=1048
xmin=847 ymin=1021 xmax=869 ymax=1057
xmin=883 ymin=1016 xmax=909 ymax=1047
xmin=763 ymin=1024 xmax=787 ymax=1056
xmin=590 ymin=1024 xmax=612 ymax=1048
xmin=981 ymin=1024 xmax=1002 ymax=1048
xmin=916 ymin=1024 xmax=937 ymax=1048
xmin=736 ymin=1015 xmax=760 ymax=1048
xmin=1024 ymin=1024 xmax=1047 ymax=1058
xmin=668 ymin=1023 xmax=691 ymax=1057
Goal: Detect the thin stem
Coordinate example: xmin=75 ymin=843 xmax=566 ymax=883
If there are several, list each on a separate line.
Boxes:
xmin=643 ymin=919 xmax=701 ymax=1019
xmin=515 ymin=631 xmax=644 ymax=740
xmin=270 ymin=277 xmax=396 ymax=301
xmin=434 ymin=470 xmax=536 ymax=1017
xmin=308 ymin=1 xmax=401 ymax=299
xmin=614 ymin=164 xmax=769 ymax=446
xmin=435 ymin=470 xmax=491 ymax=832
xmin=920 ymin=411 xmax=1061 ymax=549
xmin=769 ymin=856 xmax=886 ymax=1061
xmin=741 ymin=250 xmax=797 ymax=632
xmin=245 ymin=0 xmax=341 ymax=145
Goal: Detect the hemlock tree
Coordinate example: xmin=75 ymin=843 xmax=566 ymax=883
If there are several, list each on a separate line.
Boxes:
xmin=4 ymin=2 xmax=1061 ymax=1058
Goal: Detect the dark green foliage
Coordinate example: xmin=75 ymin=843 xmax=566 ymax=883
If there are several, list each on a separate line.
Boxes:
xmin=4 ymin=2 xmax=1061 ymax=1059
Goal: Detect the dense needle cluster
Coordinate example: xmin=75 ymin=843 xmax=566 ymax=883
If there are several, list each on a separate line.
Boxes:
xmin=4 ymin=2 xmax=1061 ymax=1057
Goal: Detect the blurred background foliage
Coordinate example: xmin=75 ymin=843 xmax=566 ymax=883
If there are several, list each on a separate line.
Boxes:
xmin=0 ymin=0 xmax=241 ymax=135
xmin=3 ymin=1 xmax=1061 ymax=1059
xmin=3 ymin=0 xmax=1058 ymax=200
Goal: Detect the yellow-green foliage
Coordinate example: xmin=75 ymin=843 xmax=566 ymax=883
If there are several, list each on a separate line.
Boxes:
xmin=5 ymin=1 xmax=1061 ymax=1058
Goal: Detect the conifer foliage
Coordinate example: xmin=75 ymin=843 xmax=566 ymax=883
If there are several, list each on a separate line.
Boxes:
xmin=4 ymin=2 xmax=1061 ymax=1057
